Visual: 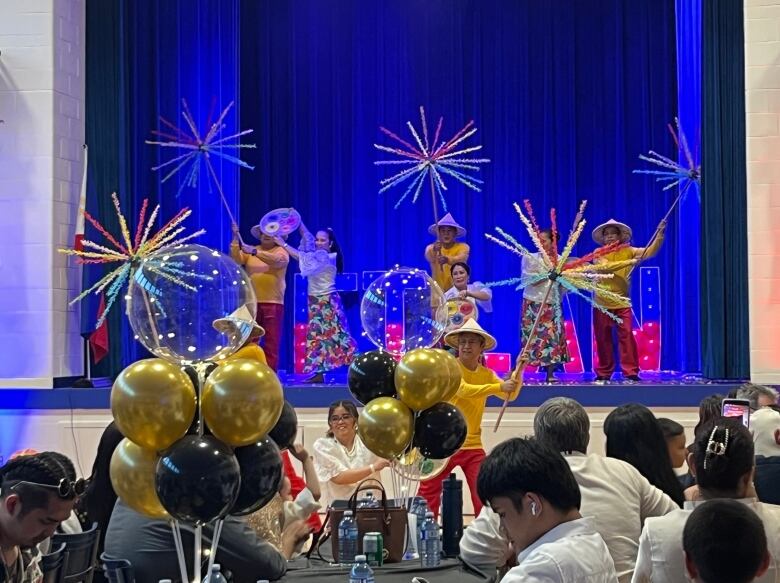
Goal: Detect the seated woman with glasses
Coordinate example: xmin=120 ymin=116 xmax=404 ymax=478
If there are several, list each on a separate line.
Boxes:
xmin=313 ymin=400 xmax=390 ymax=506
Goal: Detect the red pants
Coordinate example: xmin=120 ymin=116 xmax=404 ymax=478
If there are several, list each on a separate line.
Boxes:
xmin=593 ymin=307 xmax=639 ymax=378
xmin=417 ymin=449 xmax=485 ymax=518
xmin=256 ymin=303 xmax=284 ymax=371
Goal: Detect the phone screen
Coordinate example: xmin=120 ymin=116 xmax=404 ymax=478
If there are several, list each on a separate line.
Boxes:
xmin=722 ymin=401 xmax=750 ymax=428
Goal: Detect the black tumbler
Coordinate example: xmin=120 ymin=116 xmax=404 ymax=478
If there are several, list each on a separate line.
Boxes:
xmin=441 ymin=473 xmax=463 ymax=557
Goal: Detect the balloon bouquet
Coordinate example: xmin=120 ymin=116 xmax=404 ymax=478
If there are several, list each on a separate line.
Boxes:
xmin=351 ymin=266 xmax=468 ymax=509
xmin=108 ymin=244 xmax=293 ymax=583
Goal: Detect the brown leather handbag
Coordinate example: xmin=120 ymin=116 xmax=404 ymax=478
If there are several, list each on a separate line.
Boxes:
xmin=312 ymin=479 xmax=409 ymax=563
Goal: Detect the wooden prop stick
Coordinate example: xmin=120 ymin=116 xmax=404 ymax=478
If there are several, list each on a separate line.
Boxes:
xmin=493 ymin=280 xmax=555 ymax=432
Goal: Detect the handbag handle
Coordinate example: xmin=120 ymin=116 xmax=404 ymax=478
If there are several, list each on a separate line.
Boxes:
xmin=347 ymin=478 xmax=389 ymax=513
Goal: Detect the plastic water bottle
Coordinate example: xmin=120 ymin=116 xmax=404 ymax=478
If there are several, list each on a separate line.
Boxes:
xmin=338 ymin=510 xmax=359 ymax=564
xmin=358 ymin=491 xmax=377 ymax=509
xmin=419 ymin=511 xmax=441 ymax=568
xmin=349 ymin=555 xmax=375 ymax=583
xmin=201 ymin=564 xmax=227 ymax=583
xmin=414 ymin=499 xmax=429 ymax=546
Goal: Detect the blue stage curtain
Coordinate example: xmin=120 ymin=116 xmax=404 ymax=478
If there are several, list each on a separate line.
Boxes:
xmin=701 ymin=0 xmax=749 ymax=379
xmin=239 ymin=0 xmax=688 ymax=373
xmin=87 ymin=0 xmax=692 ymax=375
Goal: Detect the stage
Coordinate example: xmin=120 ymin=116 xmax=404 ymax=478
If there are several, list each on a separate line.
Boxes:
xmin=0 ymin=372 xmax=744 ymax=411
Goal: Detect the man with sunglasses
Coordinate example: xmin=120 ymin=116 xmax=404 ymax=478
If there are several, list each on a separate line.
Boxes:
xmin=0 ymin=452 xmax=81 ymax=583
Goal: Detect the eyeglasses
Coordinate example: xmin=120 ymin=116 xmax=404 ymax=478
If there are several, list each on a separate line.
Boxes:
xmin=329 ymin=414 xmax=354 ymax=423
xmin=10 ymin=478 xmax=88 ymax=499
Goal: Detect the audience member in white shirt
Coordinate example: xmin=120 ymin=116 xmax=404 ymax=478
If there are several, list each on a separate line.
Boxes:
xmin=460 ymin=397 xmax=678 ymax=583
xmin=476 ymin=436 xmax=618 ymax=583
xmin=682 ymin=499 xmax=771 ymax=583
xmin=632 ymin=418 xmax=780 ymax=583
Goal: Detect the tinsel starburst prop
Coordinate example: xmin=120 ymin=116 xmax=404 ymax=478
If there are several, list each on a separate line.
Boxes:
xmin=634 ymin=118 xmax=700 ymax=192
xmin=58 ymin=193 xmax=206 ymax=327
xmin=485 ymin=200 xmax=635 ymax=325
xmin=374 ymin=106 xmax=490 ymax=211
xmin=146 ymin=99 xmax=255 ymax=225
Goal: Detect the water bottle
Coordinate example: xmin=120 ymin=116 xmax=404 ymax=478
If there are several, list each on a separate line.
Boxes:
xmin=349 ymin=555 xmax=375 ymax=583
xmin=358 ymin=491 xmax=376 ymax=509
xmin=420 ymin=511 xmax=441 ymax=568
xmin=441 ymin=473 xmax=463 ymax=557
xmin=414 ymin=499 xmax=429 ymax=547
xmin=338 ymin=510 xmax=359 ymax=564
xmin=201 ymin=564 xmax=227 ymax=583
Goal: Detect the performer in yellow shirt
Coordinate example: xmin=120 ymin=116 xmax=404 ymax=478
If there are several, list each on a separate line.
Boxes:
xmin=417 ymin=319 xmax=520 ymax=516
xmin=424 ymin=213 xmax=470 ymax=291
xmin=213 ymin=305 xmax=268 ymax=364
xmin=230 ymin=220 xmax=289 ymax=371
xmin=592 ymin=218 xmax=666 ymax=383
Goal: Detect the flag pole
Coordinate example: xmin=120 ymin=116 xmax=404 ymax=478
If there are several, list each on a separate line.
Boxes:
xmin=73 ymin=145 xmax=95 ymax=388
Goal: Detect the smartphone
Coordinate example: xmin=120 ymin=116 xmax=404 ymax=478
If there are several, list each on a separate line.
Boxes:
xmin=721 ymin=398 xmax=751 ymax=428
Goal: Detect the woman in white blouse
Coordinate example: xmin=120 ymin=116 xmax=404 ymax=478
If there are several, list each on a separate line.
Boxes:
xmin=312 ymin=400 xmax=390 ymax=506
xmin=444 ymin=262 xmax=492 ymax=317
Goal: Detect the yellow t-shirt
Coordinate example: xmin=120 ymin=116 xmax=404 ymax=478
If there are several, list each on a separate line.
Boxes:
xmin=228 ymin=343 xmax=268 ymax=365
xmin=450 ymin=361 xmax=520 ymax=450
xmin=427 ymin=242 xmax=470 ymax=291
xmin=594 ymin=247 xmax=634 ymax=310
xmin=230 ymin=242 xmax=289 ymax=304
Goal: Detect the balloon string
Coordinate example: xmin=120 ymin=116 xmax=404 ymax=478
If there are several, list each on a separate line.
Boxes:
xmin=429 ymin=169 xmax=444 ymax=281
xmin=194 ymin=524 xmax=203 ymax=583
xmin=205 ymin=519 xmax=224 ymax=582
xmin=493 ymin=280 xmax=554 ymax=432
xmin=170 ymin=520 xmax=188 ymax=583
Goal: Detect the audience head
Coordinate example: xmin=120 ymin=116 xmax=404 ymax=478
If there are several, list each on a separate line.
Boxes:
xmin=736 ymin=383 xmax=779 ymax=410
xmin=683 ymin=499 xmax=770 ymax=583
xmin=694 ymin=394 xmax=726 ymax=440
xmin=690 ymin=418 xmax=754 ymax=498
xmin=477 ymin=437 xmax=581 ymax=553
xmin=604 ymin=404 xmax=684 ymax=506
xmin=533 ymin=397 xmax=590 ymax=454
xmin=0 ymin=452 xmax=80 ymax=547
xmin=325 ymin=400 xmax=359 ymax=440
xmin=751 ymin=408 xmax=780 ymax=458
xmin=79 ymin=422 xmax=124 ymax=531
xmin=658 ymin=417 xmax=688 ymax=469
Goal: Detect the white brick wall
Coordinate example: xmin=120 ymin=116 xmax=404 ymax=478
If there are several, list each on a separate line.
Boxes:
xmin=0 ymin=0 xmax=85 ymax=387
xmin=746 ymin=0 xmax=780 ymax=384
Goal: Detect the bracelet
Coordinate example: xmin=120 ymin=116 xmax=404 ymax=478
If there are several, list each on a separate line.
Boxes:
xmin=369 ymin=463 xmax=375 ymax=473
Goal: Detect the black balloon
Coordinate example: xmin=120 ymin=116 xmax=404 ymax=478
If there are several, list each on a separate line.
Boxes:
xmin=231 ymin=436 xmax=284 ymax=516
xmin=414 ymin=402 xmax=467 ymax=459
xmin=182 ymin=363 xmax=218 ymax=391
xmin=348 ymin=350 xmax=397 ymax=405
xmin=155 ymin=435 xmax=240 ymax=525
xmin=269 ymin=401 xmax=298 ymax=450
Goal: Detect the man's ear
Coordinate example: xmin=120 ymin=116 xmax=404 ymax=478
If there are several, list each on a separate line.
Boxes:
xmin=686 ymin=451 xmax=697 ymax=478
xmin=3 ymin=493 xmax=22 ymax=517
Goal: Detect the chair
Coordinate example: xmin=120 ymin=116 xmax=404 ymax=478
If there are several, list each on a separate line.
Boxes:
xmin=100 ymin=553 xmax=134 ymax=583
xmin=41 ymin=542 xmax=68 ymax=583
xmin=51 ymin=523 xmax=101 ymax=583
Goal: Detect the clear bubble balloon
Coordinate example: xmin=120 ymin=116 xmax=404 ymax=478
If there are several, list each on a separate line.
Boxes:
xmin=360 ymin=266 xmax=447 ymax=357
xmin=126 ymin=244 xmax=257 ymax=365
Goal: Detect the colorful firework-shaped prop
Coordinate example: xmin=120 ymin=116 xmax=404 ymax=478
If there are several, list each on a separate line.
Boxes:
xmin=634 ymin=118 xmax=700 ymax=192
xmin=146 ymin=99 xmax=255 ymax=227
xmin=58 ymin=193 xmax=206 ymax=327
xmin=486 ymin=200 xmax=634 ymax=325
xmin=486 ymin=200 xmax=636 ymax=431
xmin=374 ymin=106 xmax=490 ymax=213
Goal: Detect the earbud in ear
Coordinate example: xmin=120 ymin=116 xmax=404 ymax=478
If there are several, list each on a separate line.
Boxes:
xmin=530 ymin=501 xmax=538 ymax=516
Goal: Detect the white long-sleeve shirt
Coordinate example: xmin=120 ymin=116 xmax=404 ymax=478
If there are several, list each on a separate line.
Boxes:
xmin=502 ymin=517 xmax=618 ymax=583
xmin=460 ymin=452 xmax=678 ymax=583
xmin=631 ymin=498 xmax=780 ymax=583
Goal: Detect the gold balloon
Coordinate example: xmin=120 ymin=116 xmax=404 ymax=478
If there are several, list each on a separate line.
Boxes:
xmin=111 ymin=358 xmax=197 ymax=451
xmin=358 ymin=397 xmax=414 ymax=459
xmin=395 ymin=348 xmax=451 ymax=411
xmin=202 ymin=358 xmax=284 ymax=447
xmin=439 ymin=349 xmax=463 ymax=402
xmin=109 ymin=438 xmax=168 ymax=519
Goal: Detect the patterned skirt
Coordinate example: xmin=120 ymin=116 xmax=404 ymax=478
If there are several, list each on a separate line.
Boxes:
xmin=520 ymin=299 xmax=570 ymax=367
xmin=304 ymin=292 xmax=356 ymax=373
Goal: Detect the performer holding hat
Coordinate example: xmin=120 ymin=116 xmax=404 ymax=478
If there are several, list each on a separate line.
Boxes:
xmin=591 ymin=218 xmax=666 ymax=383
xmin=417 ymin=319 xmax=520 ymax=517
xmin=230 ymin=221 xmax=290 ymax=371
xmin=424 ymin=213 xmax=470 ymax=291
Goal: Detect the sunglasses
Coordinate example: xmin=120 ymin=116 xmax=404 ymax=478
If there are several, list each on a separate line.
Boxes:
xmin=329 ymin=414 xmax=354 ymax=423
xmin=10 ymin=478 xmax=88 ymax=499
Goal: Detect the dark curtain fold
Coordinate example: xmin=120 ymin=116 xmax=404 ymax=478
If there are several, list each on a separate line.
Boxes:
xmin=701 ymin=0 xmax=749 ymax=379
